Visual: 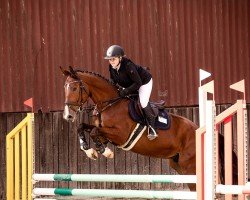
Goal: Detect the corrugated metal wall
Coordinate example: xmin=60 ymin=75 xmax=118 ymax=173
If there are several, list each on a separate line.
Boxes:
xmin=0 ymin=0 xmax=249 ymax=112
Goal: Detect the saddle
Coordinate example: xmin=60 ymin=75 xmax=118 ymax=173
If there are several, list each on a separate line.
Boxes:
xmin=128 ymin=99 xmax=171 ymax=130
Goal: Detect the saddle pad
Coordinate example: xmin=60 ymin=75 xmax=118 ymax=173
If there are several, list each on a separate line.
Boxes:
xmin=128 ymin=100 xmax=171 ymax=130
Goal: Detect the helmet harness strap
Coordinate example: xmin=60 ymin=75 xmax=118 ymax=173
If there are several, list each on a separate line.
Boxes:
xmin=116 ymin=57 xmax=122 ymax=67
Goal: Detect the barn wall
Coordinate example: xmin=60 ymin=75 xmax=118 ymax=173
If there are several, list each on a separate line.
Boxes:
xmin=0 ymin=0 xmax=250 ymax=112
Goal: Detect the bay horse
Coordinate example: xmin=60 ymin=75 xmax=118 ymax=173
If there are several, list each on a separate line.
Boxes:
xmin=60 ymin=66 xmax=234 ymax=191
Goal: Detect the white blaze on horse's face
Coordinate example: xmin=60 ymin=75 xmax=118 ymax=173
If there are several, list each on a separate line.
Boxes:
xmin=63 ymin=104 xmax=77 ymax=122
xmin=63 ymin=77 xmax=81 ymax=122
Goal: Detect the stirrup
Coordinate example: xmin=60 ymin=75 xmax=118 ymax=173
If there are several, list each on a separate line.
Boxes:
xmin=147 ymin=126 xmax=158 ymax=141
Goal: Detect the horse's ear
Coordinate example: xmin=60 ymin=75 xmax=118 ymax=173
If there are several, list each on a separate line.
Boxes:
xmin=68 ymin=66 xmax=79 ymax=79
xmin=69 ymin=66 xmax=75 ymax=74
xmin=60 ymin=66 xmax=71 ymax=76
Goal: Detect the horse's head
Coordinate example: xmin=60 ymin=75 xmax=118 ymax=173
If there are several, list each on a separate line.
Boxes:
xmin=60 ymin=66 xmax=90 ymax=122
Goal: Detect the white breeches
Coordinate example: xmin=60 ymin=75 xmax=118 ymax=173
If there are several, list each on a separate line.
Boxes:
xmin=139 ymin=78 xmax=153 ymax=108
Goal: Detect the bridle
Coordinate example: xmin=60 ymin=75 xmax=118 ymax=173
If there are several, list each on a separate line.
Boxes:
xmin=64 ymin=80 xmax=89 ymax=112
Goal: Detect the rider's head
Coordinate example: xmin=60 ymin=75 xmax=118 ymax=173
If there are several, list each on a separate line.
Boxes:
xmin=104 ymin=45 xmax=124 ymax=68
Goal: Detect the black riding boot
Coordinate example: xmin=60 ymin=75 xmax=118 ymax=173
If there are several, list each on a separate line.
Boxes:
xmin=143 ymin=103 xmax=158 ymax=140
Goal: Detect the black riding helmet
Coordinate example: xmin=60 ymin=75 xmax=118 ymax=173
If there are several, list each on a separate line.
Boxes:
xmin=104 ymin=45 xmax=125 ymax=59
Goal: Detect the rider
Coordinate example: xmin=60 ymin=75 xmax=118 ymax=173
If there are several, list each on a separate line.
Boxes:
xmin=104 ymin=45 xmax=158 ymax=140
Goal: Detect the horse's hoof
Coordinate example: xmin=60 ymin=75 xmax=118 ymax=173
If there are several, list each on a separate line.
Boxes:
xmin=84 ymin=148 xmax=98 ymax=160
xmin=102 ymin=147 xmax=114 ymax=159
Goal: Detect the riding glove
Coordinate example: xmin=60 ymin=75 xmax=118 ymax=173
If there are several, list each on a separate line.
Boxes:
xmin=119 ymin=88 xmax=128 ymax=97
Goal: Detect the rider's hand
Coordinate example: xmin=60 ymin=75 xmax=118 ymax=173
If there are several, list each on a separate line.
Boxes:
xmin=118 ymin=88 xmax=128 ymax=97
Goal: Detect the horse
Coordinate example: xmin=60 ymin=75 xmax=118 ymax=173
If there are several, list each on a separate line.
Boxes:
xmin=60 ymin=66 xmax=235 ymax=191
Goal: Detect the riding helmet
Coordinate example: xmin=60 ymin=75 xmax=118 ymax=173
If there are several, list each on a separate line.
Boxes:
xmin=104 ymin=45 xmax=124 ymax=59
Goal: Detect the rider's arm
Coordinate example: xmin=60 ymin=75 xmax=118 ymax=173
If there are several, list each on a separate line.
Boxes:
xmin=124 ymin=63 xmax=142 ymax=94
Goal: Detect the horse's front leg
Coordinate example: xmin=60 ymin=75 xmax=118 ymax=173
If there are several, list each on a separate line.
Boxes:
xmin=77 ymin=123 xmax=98 ymax=160
xmin=90 ymin=127 xmax=114 ymax=159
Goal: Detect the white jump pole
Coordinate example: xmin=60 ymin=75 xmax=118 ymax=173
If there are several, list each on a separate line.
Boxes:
xmin=32 ymin=188 xmax=197 ymax=199
xmin=216 ymin=184 xmax=250 ymax=195
xmin=32 ymin=174 xmax=197 ymax=184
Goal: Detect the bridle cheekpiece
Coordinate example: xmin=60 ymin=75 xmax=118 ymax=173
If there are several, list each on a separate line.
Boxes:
xmin=64 ymin=79 xmax=88 ymax=112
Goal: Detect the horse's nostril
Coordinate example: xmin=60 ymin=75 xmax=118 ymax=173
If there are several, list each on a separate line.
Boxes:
xmin=68 ymin=115 xmax=73 ymax=119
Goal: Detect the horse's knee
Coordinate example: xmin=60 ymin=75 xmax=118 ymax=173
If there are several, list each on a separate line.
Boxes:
xmin=93 ymin=136 xmax=105 ymax=153
xmin=77 ymin=123 xmax=94 ymax=134
xmin=77 ymin=124 xmax=85 ymax=133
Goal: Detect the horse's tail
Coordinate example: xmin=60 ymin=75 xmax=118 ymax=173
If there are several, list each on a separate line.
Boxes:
xmin=218 ymin=133 xmax=238 ymax=184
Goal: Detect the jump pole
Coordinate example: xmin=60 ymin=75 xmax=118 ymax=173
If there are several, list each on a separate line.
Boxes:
xmin=216 ymin=184 xmax=250 ymax=195
xmin=32 ymin=174 xmax=197 ymax=183
xmin=32 ymin=188 xmax=197 ymax=199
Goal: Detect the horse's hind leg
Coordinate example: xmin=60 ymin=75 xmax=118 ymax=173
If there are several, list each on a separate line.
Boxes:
xmin=178 ymin=154 xmax=196 ymax=191
xmin=90 ymin=127 xmax=114 ymax=159
xmin=77 ymin=123 xmax=98 ymax=160
xmin=168 ymin=158 xmax=182 ymax=175
xmin=168 ymin=152 xmax=196 ymax=191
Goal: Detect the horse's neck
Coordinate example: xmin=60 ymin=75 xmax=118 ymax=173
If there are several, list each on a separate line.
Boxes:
xmin=80 ymin=73 xmax=118 ymax=105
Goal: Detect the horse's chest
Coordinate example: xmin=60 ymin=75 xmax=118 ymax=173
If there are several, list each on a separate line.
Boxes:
xmin=92 ymin=112 xmax=114 ymax=127
xmin=92 ymin=110 xmax=110 ymax=127
xmin=92 ymin=109 xmax=101 ymax=127
xmin=93 ymin=117 xmax=101 ymax=127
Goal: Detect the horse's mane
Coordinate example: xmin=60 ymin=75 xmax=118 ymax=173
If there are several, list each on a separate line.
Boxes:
xmin=75 ymin=69 xmax=115 ymax=86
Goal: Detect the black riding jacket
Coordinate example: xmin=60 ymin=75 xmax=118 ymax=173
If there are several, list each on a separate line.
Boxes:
xmin=109 ymin=57 xmax=152 ymax=94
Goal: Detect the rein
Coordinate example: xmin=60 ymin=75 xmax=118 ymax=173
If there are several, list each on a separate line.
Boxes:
xmin=98 ymin=97 xmax=123 ymax=113
xmin=94 ymin=94 xmax=138 ymax=114
xmin=91 ymin=94 xmax=138 ymax=127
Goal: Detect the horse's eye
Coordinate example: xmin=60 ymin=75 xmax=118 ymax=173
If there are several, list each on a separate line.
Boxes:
xmin=72 ymin=87 xmax=77 ymax=91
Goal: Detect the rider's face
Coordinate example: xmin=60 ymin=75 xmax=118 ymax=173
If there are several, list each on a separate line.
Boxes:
xmin=109 ymin=57 xmax=120 ymax=68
